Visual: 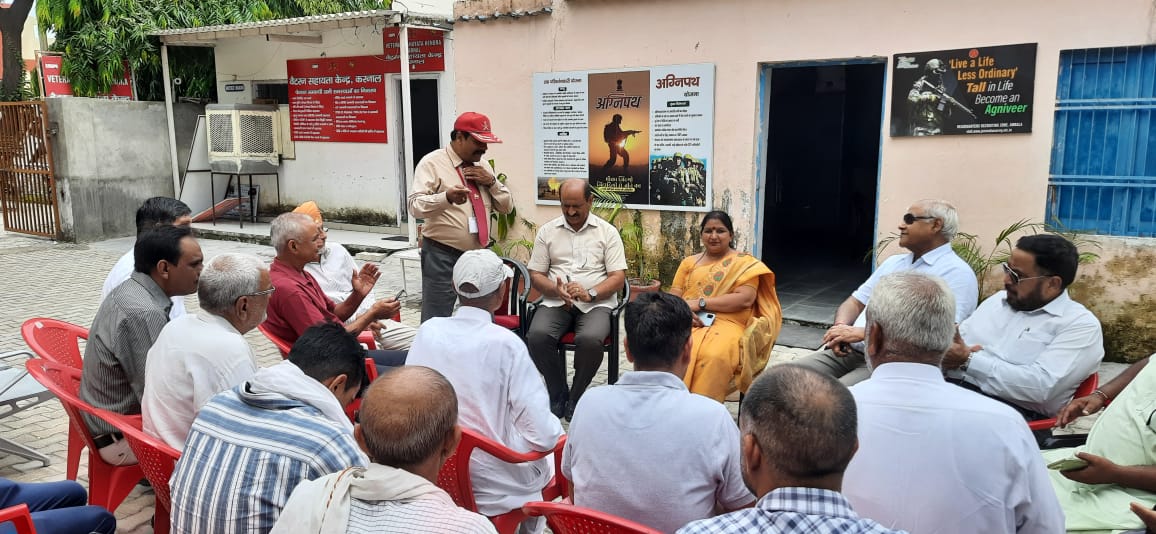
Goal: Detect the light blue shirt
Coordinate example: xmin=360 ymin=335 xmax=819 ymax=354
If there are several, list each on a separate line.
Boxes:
xmin=851 ymin=242 xmax=978 ymax=329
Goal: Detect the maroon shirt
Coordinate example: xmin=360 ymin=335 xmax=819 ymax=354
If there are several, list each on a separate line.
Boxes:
xmin=264 ymin=257 xmax=340 ymax=344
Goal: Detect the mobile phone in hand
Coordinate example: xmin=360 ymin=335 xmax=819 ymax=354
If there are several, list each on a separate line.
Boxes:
xmin=696 ymin=311 xmax=716 ymax=327
xmin=393 ymin=289 xmax=407 ymax=301
xmin=1046 ymin=457 xmax=1088 ymax=471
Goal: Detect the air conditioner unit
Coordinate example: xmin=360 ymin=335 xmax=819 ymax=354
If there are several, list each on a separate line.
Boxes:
xmin=205 ymin=104 xmax=281 ymax=173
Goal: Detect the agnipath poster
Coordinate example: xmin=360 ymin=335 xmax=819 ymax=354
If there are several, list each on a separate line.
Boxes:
xmin=287 ymin=55 xmax=388 ymax=143
xmin=533 ymin=63 xmax=715 ymax=211
xmin=890 ymin=43 xmax=1037 ymax=136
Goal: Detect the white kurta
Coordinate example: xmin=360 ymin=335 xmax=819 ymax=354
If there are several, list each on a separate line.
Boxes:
xmin=406 ymin=306 xmax=564 ymax=516
xmin=141 ymin=312 xmax=258 ymax=450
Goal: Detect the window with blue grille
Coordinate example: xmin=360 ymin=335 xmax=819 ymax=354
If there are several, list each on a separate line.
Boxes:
xmin=1049 ymin=46 xmax=1156 ymax=237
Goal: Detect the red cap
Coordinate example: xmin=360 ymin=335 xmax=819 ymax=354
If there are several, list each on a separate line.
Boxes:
xmin=454 ymin=112 xmax=502 ymax=144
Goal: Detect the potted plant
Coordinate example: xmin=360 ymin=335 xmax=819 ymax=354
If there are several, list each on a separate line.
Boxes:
xmin=592 ymin=187 xmax=661 ymax=300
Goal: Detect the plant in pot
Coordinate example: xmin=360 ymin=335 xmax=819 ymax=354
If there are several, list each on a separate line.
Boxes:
xmin=592 ymin=187 xmax=661 ymax=300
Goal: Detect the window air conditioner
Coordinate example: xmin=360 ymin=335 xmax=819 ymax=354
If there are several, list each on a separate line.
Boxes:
xmin=205 ymin=104 xmax=281 ymax=173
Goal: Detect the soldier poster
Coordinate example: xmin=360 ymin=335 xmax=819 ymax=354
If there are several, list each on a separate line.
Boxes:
xmin=533 ymin=63 xmax=715 ymax=211
xmin=890 ymin=43 xmax=1037 ymax=136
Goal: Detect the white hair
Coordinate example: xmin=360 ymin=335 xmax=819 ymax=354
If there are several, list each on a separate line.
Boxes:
xmin=865 ymin=272 xmax=956 ymax=362
xmin=271 ymin=212 xmax=314 ymax=254
xmin=916 ymin=199 xmax=959 ymax=241
xmin=197 ymin=253 xmax=268 ymax=315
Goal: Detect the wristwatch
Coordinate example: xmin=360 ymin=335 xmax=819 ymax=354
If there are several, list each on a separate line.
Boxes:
xmin=588 ymin=288 xmax=598 ymax=301
xmin=698 ymin=297 xmax=707 ymax=311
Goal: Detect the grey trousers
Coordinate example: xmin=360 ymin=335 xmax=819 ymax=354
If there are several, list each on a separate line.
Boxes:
xmin=791 ymin=347 xmax=872 ymax=386
xmin=526 ymin=305 xmax=612 ymax=404
xmin=420 ymin=239 xmax=464 ymax=323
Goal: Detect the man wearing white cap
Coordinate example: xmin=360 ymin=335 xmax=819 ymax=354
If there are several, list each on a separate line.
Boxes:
xmin=408 ymin=249 xmax=564 ymax=534
xmin=409 ymin=112 xmax=514 ymax=323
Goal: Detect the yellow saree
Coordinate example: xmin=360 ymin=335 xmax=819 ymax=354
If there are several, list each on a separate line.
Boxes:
xmin=671 ymin=253 xmax=782 ymax=402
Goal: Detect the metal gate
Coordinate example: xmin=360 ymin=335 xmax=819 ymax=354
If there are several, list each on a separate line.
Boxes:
xmin=0 ymin=101 xmax=60 ymax=239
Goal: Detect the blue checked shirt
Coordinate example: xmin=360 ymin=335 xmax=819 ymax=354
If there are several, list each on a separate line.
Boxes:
xmin=169 ymin=385 xmax=367 ymax=534
xmin=677 ymin=487 xmax=907 ymax=534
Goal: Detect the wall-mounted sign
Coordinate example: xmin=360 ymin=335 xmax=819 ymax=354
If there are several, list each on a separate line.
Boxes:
xmin=223 ymin=83 xmax=246 ymax=93
xmin=287 ymin=55 xmax=388 ymax=143
xmin=39 ymin=55 xmax=135 ymax=100
xmin=533 ymin=63 xmax=715 ymax=211
xmin=890 ymin=43 xmax=1037 ymax=136
xmin=382 ymin=28 xmax=446 ymax=72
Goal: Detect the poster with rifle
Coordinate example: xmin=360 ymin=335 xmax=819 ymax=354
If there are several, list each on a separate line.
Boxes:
xmin=890 ymin=43 xmax=1037 ymax=136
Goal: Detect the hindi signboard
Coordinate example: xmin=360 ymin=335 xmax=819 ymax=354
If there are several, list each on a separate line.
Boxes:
xmin=890 ymin=43 xmax=1037 ymax=136
xmin=287 ymin=55 xmax=388 ymax=143
xmin=39 ymin=55 xmax=135 ymax=100
xmin=382 ymin=28 xmax=446 ymax=72
xmin=533 ymin=63 xmax=715 ymax=211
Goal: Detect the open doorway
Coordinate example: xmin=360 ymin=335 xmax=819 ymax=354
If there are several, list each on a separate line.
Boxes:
xmin=760 ymin=61 xmax=885 ymax=325
xmin=395 ymin=78 xmax=440 ymax=228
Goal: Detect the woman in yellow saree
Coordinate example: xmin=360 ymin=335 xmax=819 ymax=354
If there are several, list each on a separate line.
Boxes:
xmin=669 ymin=211 xmax=782 ymax=402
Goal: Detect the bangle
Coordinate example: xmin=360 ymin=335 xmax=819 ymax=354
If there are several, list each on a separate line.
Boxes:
xmin=1093 ymin=389 xmax=1110 ymax=403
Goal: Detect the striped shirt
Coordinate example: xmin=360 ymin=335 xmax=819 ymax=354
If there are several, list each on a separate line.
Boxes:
xmin=170 ymin=385 xmax=367 ymax=534
xmin=677 ymin=487 xmax=906 ymax=534
xmin=80 ymin=271 xmax=172 ymax=437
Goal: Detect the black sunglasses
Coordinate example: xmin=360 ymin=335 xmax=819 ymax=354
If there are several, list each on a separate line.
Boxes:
xmin=903 ymin=213 xmax=937 ymax=225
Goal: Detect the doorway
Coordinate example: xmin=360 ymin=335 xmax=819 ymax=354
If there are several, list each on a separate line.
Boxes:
xmin=759 ymin=61 xmax=885 ymax=325
xmin=395 ymin=78 xmax=441 ymax=226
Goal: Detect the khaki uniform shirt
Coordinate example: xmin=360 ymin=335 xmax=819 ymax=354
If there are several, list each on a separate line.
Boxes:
xmin=408 ymin=146 xmax=513 ymax=252
xmin=528 ymin=213 xmax=627 ymax=313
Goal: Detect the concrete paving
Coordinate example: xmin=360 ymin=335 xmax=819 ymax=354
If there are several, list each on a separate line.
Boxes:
xmin=0 ymin=225 xmax=1125 ymax=532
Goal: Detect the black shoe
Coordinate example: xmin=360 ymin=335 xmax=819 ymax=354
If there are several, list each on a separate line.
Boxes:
xmin=550 ymin=399 xmax=566 ymax=419
xmin=564 ymin=400 xmax=576 ymax=422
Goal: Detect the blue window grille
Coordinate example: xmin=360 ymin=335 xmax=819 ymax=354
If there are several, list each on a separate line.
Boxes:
xmin=1049 ymin=46 xmax=1156 ymax=237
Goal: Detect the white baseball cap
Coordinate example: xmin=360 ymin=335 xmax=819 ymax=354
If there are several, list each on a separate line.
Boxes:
xmin=453 ymin=249 xmax=514 ymax=298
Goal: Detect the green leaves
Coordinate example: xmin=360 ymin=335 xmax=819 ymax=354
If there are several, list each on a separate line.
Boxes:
xmin=38 ymin=0 xmax=392 ymax=100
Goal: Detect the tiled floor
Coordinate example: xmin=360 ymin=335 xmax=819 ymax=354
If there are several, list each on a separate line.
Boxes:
xmin=776 ymin=262 xmax=866 ymax=325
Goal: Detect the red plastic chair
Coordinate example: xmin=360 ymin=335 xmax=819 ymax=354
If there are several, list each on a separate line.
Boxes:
xmin=1028 ymin=374 xmax=1099 ymax=431
xmin=23 ymin=358 xmax=143 ymax=512
xmin=257 ymin=323 xmax=379 ymax=358
xmin=20 ymin=318 xmax=88 ymax=480
xmin=96 ymin=410 xmax=180 ymax=534
xmin=0 ymin=504 xmax=37 ymax=534
xmin=493 ymin=257 xmax=532 ymax=339
xmin=522 ymin=501 xmax=661 ymax=534
xmin=436 ymin=428 xmax=564 ymax=534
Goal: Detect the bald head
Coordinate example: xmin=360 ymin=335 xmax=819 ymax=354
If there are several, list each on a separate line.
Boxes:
xmin=359 ymin=366 xmax=458 ymax=467
xmin=560 ymin=178 xmax=592 ymax=199
xmin=742 ymin=365 xmax=857 ymax=482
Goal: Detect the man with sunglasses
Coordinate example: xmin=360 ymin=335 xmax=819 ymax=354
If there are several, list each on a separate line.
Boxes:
xmin=141 ymin=253 xmax=270 ymax=451
xmin=793 ymin=200 xmax=978 ymax=385
xmin=943 ymin=234 xmax=1103 ymax=418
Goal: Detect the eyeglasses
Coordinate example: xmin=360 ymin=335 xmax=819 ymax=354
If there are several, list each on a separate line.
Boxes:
xmin=1001 ymin=263 xmax=1053 ymax=285
xmin=903 ymin=213 xmax=937 ymax=225
xmin=240 ymin=287 xmax=276 ymax=299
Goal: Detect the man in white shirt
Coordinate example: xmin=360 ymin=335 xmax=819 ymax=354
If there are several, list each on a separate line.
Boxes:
xmin=793 ymin=199 xmax=977 ymax=385
xmin=843 ymin=271 xmax=1064 ymax=533
xmin=142 ymin=253 xmax=270 ymax=450
xmin=526 ymin=179 xmax=627 ymax=419
xmin=408 ymin=249 xmax=565 ymax=534
xmin=943 ymin=233 xmax=1104 ymax=418
xmin=273 ymin=366 xmax=497 ymax=534
xmin=101 ymin=197 xmax=192 ymax=320
xmin=563 ymin=291 xmax=754 ymax=533
xmin=292 ymin=201 xmax=417 ymax=350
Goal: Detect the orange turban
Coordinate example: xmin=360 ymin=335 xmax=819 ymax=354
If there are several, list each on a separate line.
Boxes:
xmin=292 ymin=201 xmax=323 ymax=224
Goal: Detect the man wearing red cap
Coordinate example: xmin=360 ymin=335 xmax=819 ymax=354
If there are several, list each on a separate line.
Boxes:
xmin=409 ymin=112 xmax=514 ymax=322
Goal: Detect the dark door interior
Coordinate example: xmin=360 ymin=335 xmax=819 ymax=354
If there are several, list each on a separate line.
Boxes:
xmin=761 ymin=63 xmax=885 ymax=323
